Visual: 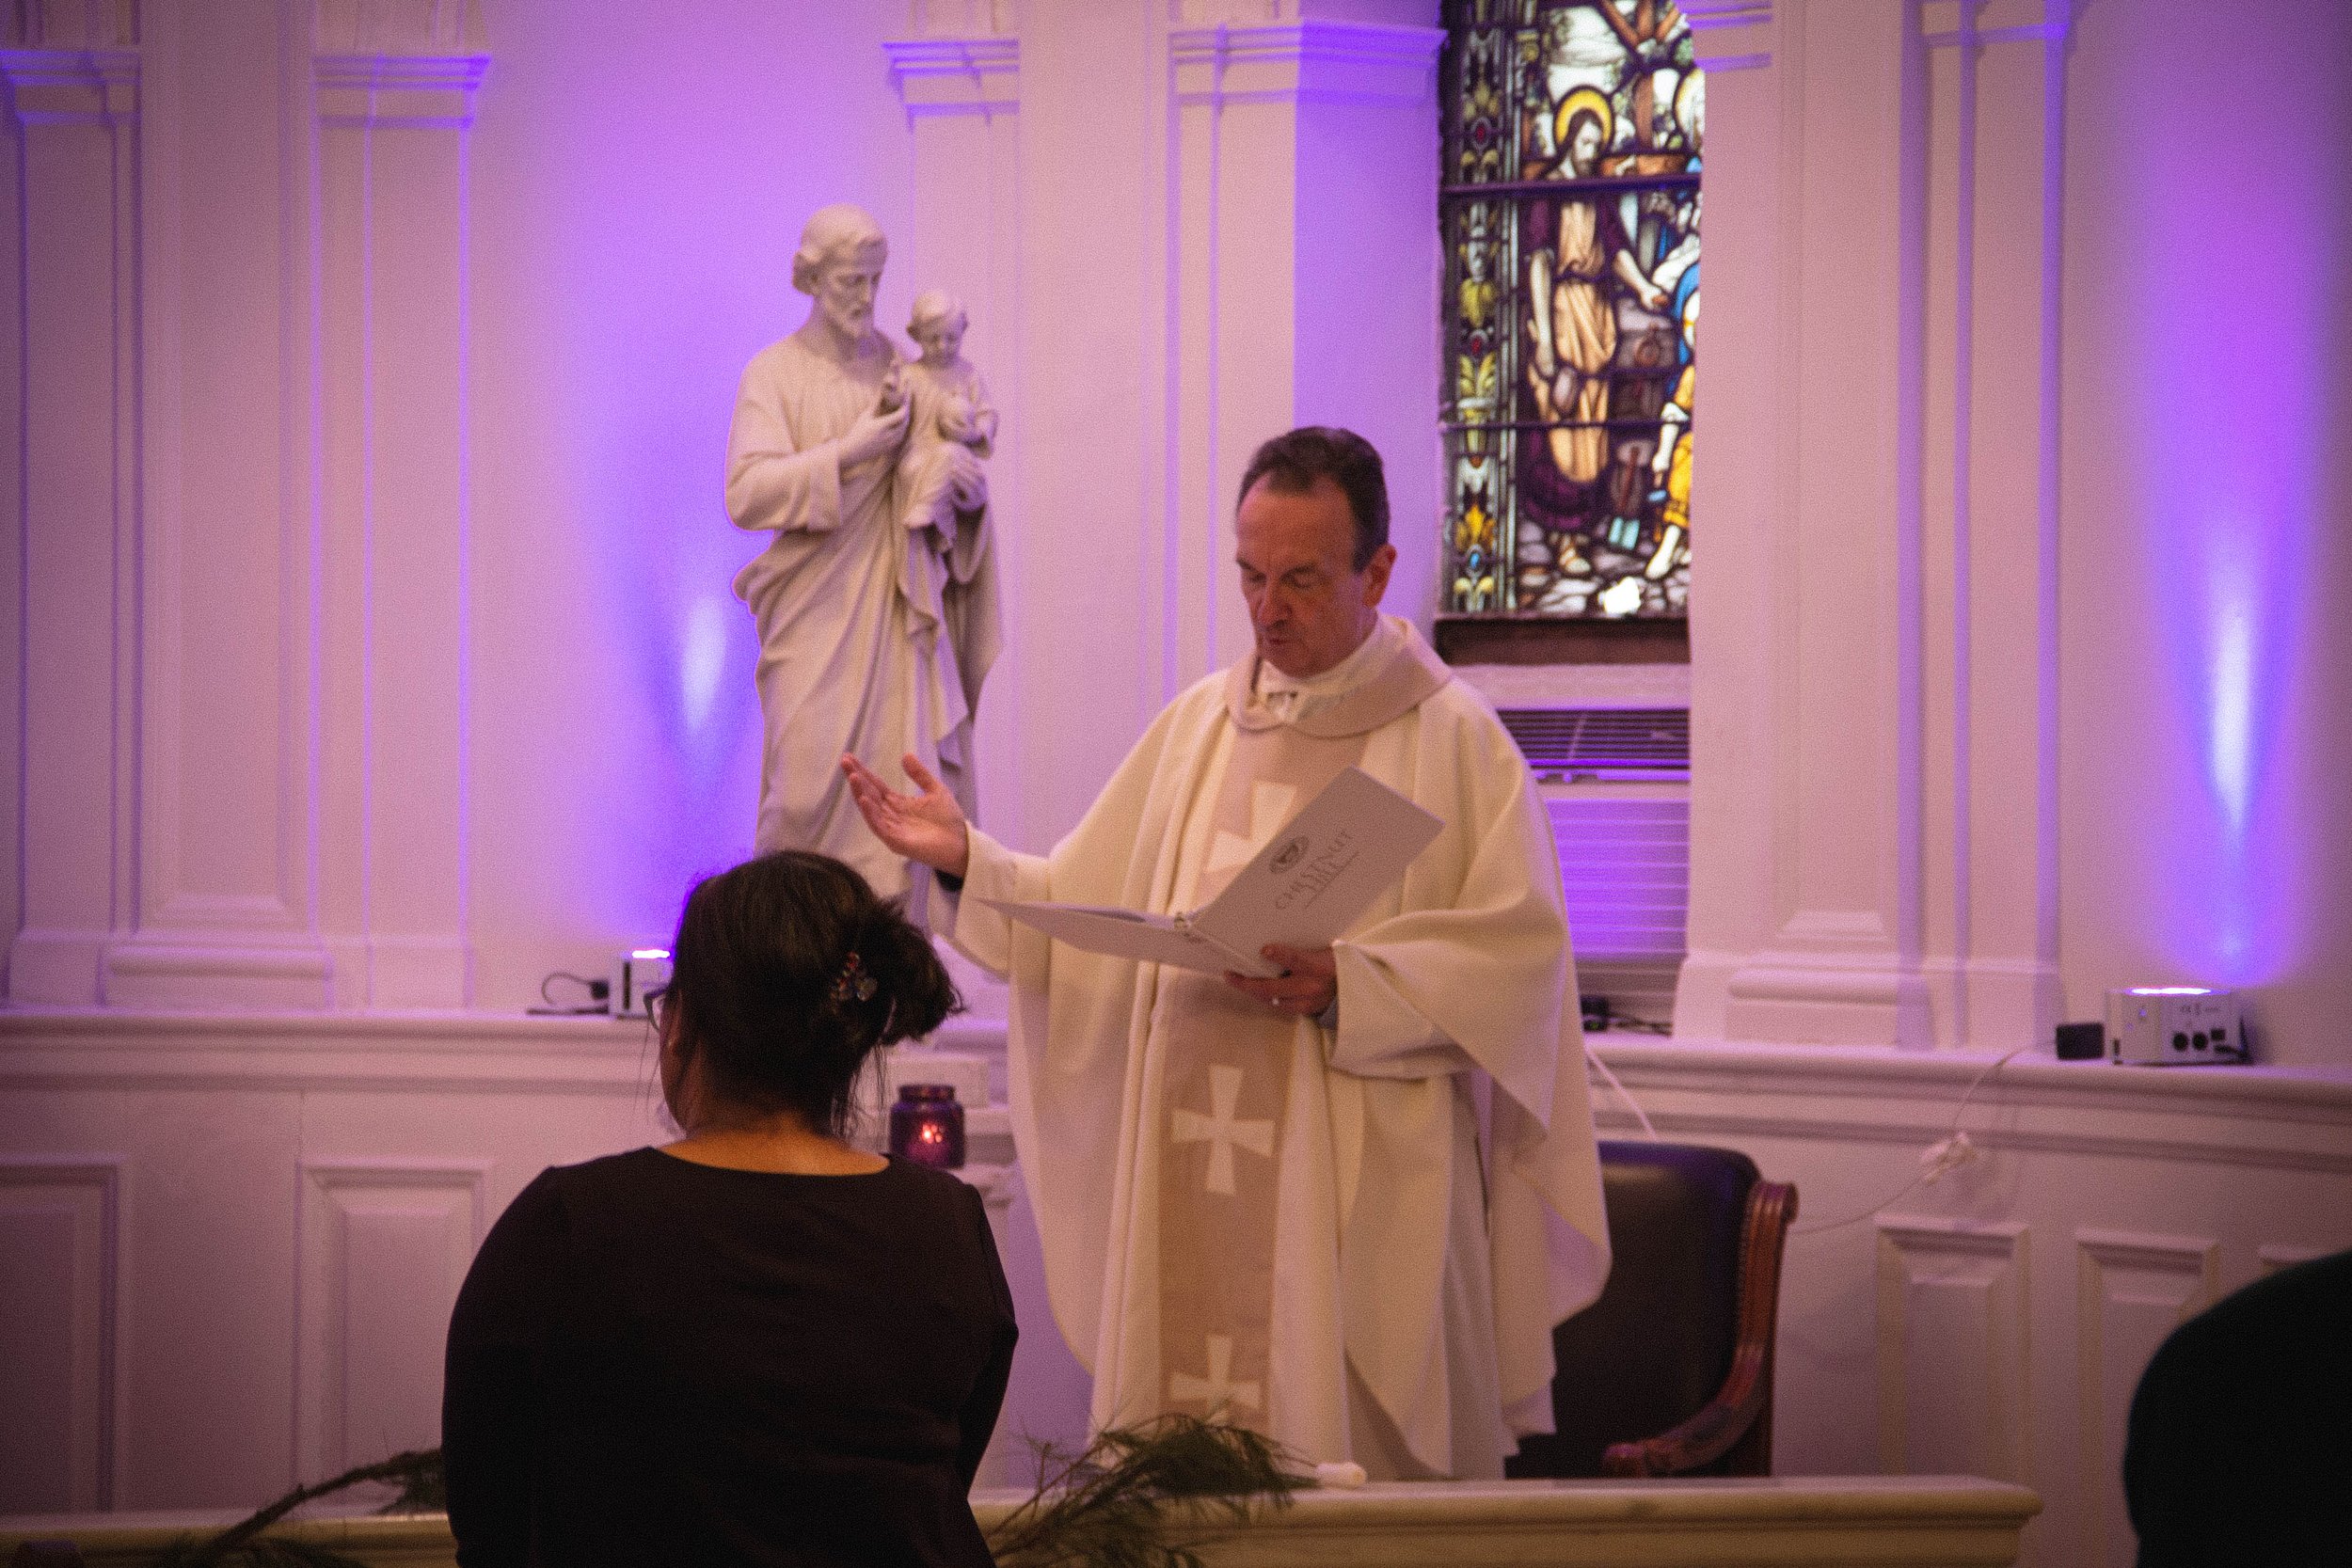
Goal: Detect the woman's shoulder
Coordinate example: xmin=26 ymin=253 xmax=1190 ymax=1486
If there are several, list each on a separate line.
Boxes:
xmin=510 ymin=1147 xmax=673 ymax=1217
xmin=863 ymin=1158 xmax=993 ymax=1228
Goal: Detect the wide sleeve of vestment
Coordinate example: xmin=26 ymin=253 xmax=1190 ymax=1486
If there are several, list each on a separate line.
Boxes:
xmin=443 ymin=1172 xmax=566 ymax=1568
xmin=1331 ymin=686 xmax=1612 ymax=1444
xmin=723 ymin=342 xmax=844 ymax=536
xmin=1326 ymin=689 xmax=1570 ymax=1113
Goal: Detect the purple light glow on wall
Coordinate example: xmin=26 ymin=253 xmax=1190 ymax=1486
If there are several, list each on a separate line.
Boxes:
xmin=2119 ymin=32 xmax=2333 ymax=986
xmin=461 ymin=0 xmax=919 ymax=953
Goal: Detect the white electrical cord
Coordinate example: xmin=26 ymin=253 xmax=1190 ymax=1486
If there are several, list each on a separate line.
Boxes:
xmin=1788 ymin=1047 xmax=2027 ymax=1237
xmin=1585 ymin=1045 xmax=1661 ymax=1141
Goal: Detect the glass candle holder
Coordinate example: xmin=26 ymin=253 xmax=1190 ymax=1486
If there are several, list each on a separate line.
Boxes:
xmin=889 ymin=1084 xmax=966 ymax=1169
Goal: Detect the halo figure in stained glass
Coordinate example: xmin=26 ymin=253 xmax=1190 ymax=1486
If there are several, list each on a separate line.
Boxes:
xmin=1439 ymin=0 xmax=1701 ymax=619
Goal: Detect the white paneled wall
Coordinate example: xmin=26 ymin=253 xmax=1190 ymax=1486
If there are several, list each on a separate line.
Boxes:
xmin=4 ymin=1016 xmax=2349 ymax=1566
xmin=1590 ymin=1039 xmax=2352 ymax=1567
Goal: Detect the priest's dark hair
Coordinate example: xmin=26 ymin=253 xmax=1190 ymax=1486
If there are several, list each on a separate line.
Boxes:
xmin=1236 ymin=425 xmax=1390 ymax=571
xmin=663 ymin=850 xmax=961 ymax=1138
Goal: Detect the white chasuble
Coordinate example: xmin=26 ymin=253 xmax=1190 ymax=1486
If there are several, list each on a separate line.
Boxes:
xmin=944 ymin=617 xmax=1611 ymax=1478
xmin=724 ymin=334 xmax=1001 ymax=902
xmin=1147 ymin=718 xmax=1368 ymax=1451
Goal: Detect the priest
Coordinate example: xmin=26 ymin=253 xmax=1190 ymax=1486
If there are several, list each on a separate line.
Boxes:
xmin=843 ymin=427 xmax=1610 ymax=1479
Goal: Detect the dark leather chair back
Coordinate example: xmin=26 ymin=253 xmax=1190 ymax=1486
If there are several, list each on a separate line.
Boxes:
xmin=1507 ymin=1140 xmax=1778 ymax=1479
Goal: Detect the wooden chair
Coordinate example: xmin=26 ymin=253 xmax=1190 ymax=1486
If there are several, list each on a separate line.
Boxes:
xmin=1505 ymin=1140 xmax=1798 ymax=1479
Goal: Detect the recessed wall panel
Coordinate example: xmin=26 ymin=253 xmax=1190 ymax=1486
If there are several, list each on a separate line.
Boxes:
xmin=0 ymin=1162 xmax=119 ymax=1512
xmin=2074 ymin=1230 xmax=2217 ymax=1568
xmin=298 ymin=1164 xmax=485 ymax=1477
xmin=1876 ymin=1217 xmax=2029 ymax=1482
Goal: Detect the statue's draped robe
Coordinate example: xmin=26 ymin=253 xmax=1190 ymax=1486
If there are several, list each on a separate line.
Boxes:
xmin=943 ymin=618 xmax=1611 ymax=1478
xmin=896 ymin=358 xmax=1001 ymax=734
xmin=724 ymin=334 xmax=1000 ymax=900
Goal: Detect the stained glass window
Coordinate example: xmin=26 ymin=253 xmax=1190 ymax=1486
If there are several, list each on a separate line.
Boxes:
xmin=1441 ymin=0 xmax=1701 ymax=619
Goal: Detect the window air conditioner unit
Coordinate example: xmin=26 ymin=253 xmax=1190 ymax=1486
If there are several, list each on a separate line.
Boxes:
xmin=1455 ymin=664 xmax=1691 ymax=1029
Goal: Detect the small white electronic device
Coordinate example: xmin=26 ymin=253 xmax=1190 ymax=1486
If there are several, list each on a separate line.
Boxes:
xmin=610 ymin=948 xmax=673 ymax=1019
xmin=2104 ymin=987 xmax=2244 ymax=1065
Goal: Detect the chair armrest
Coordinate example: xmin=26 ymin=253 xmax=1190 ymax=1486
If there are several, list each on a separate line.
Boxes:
xmin=1600 ymin=1340 xmax=1771 ymax=1476
xmin=1601 ymin=1179 xmax=1799 ymax=1478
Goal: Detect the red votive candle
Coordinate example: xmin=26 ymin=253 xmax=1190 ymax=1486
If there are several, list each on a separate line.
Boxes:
xmin=889 ymin=1084 xmax=965 ymax=1169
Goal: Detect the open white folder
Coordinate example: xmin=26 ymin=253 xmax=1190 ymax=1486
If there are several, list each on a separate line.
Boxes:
xmin=978 ymin=766 xmax=1442 ymax=978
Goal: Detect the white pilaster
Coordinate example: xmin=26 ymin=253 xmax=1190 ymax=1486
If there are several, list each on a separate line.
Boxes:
xmin=882 ymin=28 xmax=1024 ymax=850
xmin=1677 ymin=0 xmax=2069 ymax=1052
xmin=1165 ymin=19 xmax=1443 ymax=684
xmin=106 ymin=0 xmax=333 ymax=1009
xmin=1677 ymin=0 xmax=1933 ymax=1047
xmin=2 ymin=5 xmax=142 ymax=1005
xmin=311 ymin=1 xmax=485 ymax=1007
xmin=1914 ymin=0 xmax=2069 ymax=1050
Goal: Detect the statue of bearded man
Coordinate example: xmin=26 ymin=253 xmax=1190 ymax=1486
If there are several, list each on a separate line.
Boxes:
xmin=723 ymin=204 xmax=1001 ymax=902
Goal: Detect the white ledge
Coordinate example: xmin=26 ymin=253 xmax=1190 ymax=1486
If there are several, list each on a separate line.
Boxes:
xmin=4 ymin=1477 xmax=2040 ymax=1567
xmin=1593 ymin=1036 xmax=2352 ymax=1114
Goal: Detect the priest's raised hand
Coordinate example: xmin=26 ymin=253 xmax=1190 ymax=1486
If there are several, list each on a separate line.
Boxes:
xmin=842 ymin=752 xmax=971 ymax=879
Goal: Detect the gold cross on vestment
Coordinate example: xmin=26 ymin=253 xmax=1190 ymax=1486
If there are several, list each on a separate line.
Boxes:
xmin=1168 ymin=1333 xmax=1262 ymax=1416
xmin=1170 ymin=1064 xmax=1275 ymax=1196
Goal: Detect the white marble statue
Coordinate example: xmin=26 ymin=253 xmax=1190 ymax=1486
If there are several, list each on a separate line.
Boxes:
xmin=898 ymin=290 xmax=996 ymax=531
xmin=723 ymin=206 xmax=1001 ymax=902
xmin=895 ymin=291 xmax=1002 ymax=784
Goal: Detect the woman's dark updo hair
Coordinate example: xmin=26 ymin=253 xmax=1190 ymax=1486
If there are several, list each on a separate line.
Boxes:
xmin=664 ymin=851 xmax=961 ymax=1138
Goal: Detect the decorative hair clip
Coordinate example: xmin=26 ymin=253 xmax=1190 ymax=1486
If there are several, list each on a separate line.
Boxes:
xmin=830 ymin=952 xmax=879 ymax=1005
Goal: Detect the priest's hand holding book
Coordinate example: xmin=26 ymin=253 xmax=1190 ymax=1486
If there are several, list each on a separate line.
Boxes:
xmin=1226 ymin=942 xmax=1338 ymax=1018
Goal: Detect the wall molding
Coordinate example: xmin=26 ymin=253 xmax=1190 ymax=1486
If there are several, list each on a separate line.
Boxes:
xmin=1682 ymin=0 xmax=1773 ymax=71
xmin=2074 ymin=1228 xmax=2216 ymax=1566
xmin=0 ymin=1157 xmax=122 ymax=1513
xmin=5 ymin=0 xmax=143 ymax=1007
xmin=100 ymin=940 xmax=333 ymax=1010
xmin=0 ymin=46 xmax=138 ymax=121
xmin=1920 ymin=0 xmax=2070 ymax=48
xmin=307 ymin=3 xmax=485 ymax=1009
xmin=1168 ymin=21 xmax=1442 ymax=109
xmin=1876 ymin=1216 xmax=2031 ymax=1483
xmin=883 ymin=36 xmax=1018 ymax=117
xmin=1585 ymin=1038 xmax=2352 ymax=1171
xmin=295 ymin=1160 xmax=487 ymax=1478
xmin=313 ymin=51 xmax=488 ymax=128
xmin=2256 ymin=1242 xmax=2328 ymax=1275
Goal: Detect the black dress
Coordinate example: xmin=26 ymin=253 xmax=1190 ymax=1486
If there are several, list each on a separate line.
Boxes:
xmin=442 ymin=1148 xmax=1018 ymax=1568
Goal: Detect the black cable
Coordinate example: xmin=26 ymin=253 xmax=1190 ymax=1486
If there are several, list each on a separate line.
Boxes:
xmin=528 ymin=971 xmax=610 ymax=1016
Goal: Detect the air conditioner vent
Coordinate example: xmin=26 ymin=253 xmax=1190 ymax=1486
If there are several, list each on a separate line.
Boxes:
xmin=1498 ymin=707 xmax=1690 ymax=781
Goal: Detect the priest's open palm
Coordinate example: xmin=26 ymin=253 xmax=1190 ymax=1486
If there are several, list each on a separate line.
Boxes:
xmin=842 ymin=752 xmax=970 ymax=879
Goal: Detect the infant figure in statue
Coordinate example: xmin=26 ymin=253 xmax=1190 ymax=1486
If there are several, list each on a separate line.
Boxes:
xmin=898 ymin=290 xmax=996 ymax=531
xmin=893 ymin=291 xmax=1001 ymax=822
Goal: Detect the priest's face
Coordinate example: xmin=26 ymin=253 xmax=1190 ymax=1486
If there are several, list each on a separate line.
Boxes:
xmin=1235 ymin=476 xmax=1397 ymax=678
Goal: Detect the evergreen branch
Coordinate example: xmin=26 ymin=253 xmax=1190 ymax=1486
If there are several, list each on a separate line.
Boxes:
xmin=149 ymin=1449 xmax=444 ymax=1568
xmin=989 ymin=1415 xmax=1311 ymax=1568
